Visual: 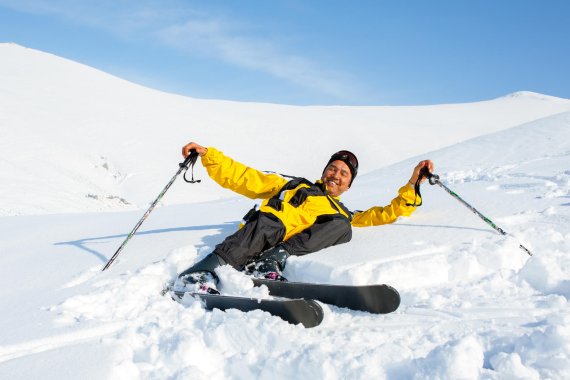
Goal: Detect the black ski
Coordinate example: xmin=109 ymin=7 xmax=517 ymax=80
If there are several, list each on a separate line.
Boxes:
xmin=252 ymin=278 xmax=400 ymax=314
xmin=167 ymin=287 xmax=324 ymax=328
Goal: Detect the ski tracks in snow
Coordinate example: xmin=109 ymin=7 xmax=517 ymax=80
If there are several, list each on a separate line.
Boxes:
xmin=0 ymin=323 xmax=123 ymax=364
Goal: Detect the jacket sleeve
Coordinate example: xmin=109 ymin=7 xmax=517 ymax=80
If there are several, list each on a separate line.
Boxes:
xmin=351 ymin=184 xmax=419 ymax=227
xmin=201 ymin=147 xmax=288 ymax=199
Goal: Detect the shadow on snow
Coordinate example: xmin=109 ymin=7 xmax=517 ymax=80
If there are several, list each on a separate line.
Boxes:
xmin=54 ymin=222 xmax=239 ymax=263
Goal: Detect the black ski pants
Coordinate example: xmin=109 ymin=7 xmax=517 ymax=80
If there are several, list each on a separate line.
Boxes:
xmin=213 ymin=211 xmax=352 ymax=269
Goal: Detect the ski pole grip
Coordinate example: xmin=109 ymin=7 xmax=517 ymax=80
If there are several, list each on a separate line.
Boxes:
xmin=180 ymin=149 xmax=199 ymax=169
xmin=419 ymin=167 xmax=439 ymax=185
xmin=428 ymin=173 xmax=439 ymax=185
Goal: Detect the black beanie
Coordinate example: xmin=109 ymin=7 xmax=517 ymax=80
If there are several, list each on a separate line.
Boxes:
xmin=324 ymin=150 xmax=359 ymax=185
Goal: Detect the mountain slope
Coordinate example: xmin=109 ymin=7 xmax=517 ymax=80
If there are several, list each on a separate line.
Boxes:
xmin=2 ymin=43 xmax=570 ymax=215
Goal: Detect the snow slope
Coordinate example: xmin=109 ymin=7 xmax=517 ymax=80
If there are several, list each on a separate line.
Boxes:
xmin=1 ymin=44 xmax=570 ymax=379
xmin=2 ymin=43 xmax=570 ymax=215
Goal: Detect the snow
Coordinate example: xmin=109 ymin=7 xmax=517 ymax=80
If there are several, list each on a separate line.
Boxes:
xmin=1 ymin=43 xmax=569 ymax=379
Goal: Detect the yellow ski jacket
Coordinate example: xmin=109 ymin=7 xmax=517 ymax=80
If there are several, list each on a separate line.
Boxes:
xmin=201 ymin=148 xmax=420 ymax=240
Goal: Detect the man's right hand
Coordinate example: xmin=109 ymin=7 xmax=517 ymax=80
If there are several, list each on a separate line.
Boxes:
xmin=182 ymin=142 xmax=208 ymax=158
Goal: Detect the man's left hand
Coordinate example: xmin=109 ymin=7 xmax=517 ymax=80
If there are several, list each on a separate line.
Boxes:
xmin=409 ymin=160 xmax=434 ymax=185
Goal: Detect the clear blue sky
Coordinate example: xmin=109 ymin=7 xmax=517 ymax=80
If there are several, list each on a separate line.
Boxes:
xmin=1 ymin=0 xmax=569 ymax=105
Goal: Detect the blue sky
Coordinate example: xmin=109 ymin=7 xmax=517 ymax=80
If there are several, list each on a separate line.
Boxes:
xmin=1 ymin=0 xmax=569 ymax=106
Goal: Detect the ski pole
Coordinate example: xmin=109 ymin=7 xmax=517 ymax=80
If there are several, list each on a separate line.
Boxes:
xmin=102 ymin=150 xmax=201 ymax=271
xmin=420 ymin=168 xmax=533 ymax=256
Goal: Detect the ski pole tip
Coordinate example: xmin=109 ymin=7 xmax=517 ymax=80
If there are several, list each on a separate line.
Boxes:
xmin=520 ymin=244 xmax=533 ymax=256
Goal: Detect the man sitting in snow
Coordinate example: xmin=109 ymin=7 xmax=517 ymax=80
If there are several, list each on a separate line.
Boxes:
xmin=177 ymin=141 xmax=433 ymax=294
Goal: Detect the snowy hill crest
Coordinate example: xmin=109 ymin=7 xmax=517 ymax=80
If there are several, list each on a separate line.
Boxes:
xmin=499 ymin=90 xmax=569 ymax=102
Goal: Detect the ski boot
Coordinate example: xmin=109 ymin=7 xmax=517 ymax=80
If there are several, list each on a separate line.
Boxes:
xmin=175 ymin=253 xmax=226 ymax=295
xmin=247 ymin=245 xmax=290 ymax=281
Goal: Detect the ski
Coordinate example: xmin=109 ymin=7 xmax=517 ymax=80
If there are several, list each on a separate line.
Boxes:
xmin=166 ymin=286 xmax=324 ymax=328
xmin=252 ymin=278 xmax=401 ymax=314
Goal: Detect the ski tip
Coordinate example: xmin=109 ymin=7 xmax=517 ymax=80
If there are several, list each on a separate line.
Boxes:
xmin=291 ymin=299 xmax=324 ymax=328
xmin=387 ymin=285 xmax=401 ymax=313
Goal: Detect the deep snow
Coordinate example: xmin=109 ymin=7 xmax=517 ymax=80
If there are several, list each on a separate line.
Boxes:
xmin=1 ymin=43 xmax=569 ymax=379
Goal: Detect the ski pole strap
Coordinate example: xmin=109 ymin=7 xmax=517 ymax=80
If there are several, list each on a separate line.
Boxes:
xmin=406 ymin=167 xmax=432 ymax=207
xmin=182 ymin=149 xmax=201 ymax=184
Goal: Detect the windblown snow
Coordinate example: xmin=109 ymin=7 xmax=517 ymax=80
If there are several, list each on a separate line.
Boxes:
xmin=1 ymin=43 xmax=569 ymax=379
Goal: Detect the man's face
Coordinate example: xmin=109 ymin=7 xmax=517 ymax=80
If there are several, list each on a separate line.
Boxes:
xmin=321 ymin=160 xmax=352 ymax=197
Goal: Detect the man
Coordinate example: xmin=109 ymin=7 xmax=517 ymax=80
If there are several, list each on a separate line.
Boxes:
xmin=176 ymin=141 xmax=434 ymax=294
